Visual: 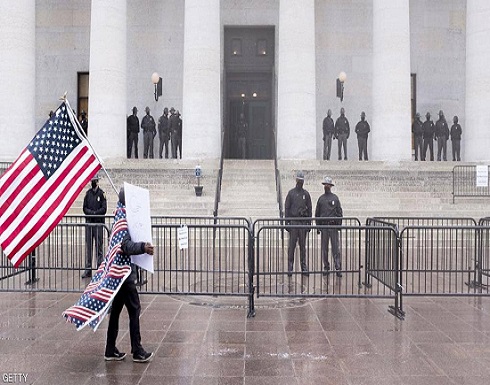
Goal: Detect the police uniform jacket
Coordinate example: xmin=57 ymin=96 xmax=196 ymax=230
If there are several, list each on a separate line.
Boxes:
xmin=285 ymin=186 xmax=312 ymax=225
xmin=355 ymin=120 xmax=370 ymax=138
xmin=322 ymin=116 xmax=335 ymax=139
xmin=412 ymin=119 xmax=423 ymax=137
xmin=141 ymin=114 xmax=156 ymax=135
xmin=169 ymin=114 xmax=180 ymax=137
xmin=450 ymin=124 xmax=462 ymax=140
xmin=83 ymin=187 xmax=107 ymax=223
xmin=422 ymin=120 xmax=435 ymax=139
xmin=127 ymin=115 xmax=140 ymax=134
xmin=315 ymin=191 xmax=343 ymax=226
xmin=158 ymin=115 xmax=170 ymax=138
xmin=334 ymin=116 xmax=350 ymax=139
xmin=435 ymin=118 xmax=449 ymax=140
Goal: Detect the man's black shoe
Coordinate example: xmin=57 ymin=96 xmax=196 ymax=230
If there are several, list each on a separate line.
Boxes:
xmin=133 ymin=351 xmax=153 ymax=363
xmin=104 ymin=350 xmax=127 ymax=361
xmin=301 ymin=271 xmax=310 ymax=277
xmin=323 ymin=270 xmax=330 ymax=277
xmin=287 ymin=272 xmax=293 ymax=277
xmin=81 ymin=271 xmax=92 ymax=278
xmin=336 ymin=271 xmax=343 ymax=278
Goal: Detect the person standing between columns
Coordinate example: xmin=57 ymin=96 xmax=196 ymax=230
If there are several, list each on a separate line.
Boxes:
xmin=435 ymin=110 xmax=449 ymax=161
xmin=322 ymin=109 xmax=335 ymax=160
xmin=127 ymin=107 xmax=140 ymax=159
xmin=422 ymin=112 xmax=435 ymax=161
xmin=158 ymin=107 xmax=170 ymax=159
xmin=141 ymin=106 xmax=156 ymax=159
xmin=82 ymin=174 xmax=107 ymax=278
xmin=335 ymin=107 xmax=350 ymax=160
xmin=169 ymin=107 xmax=178 ymax=158
xmin=285 ymin=171 xmax=312 ymax=277
xmin=80 ymin=111 xmax=88 ymax=136
xmin=176 ymin=110 xmax=183 ymax=159
xmin=236 ymin=113 xmax=248 ymax=159
xmin=315 ymin=176 xmax=343 ymax=277
xmin=355 ymin=111 xmax=370 ymax=161
xmin=412 ymin=112 xmax=423 ymax=161
xmin=450 ymin=115 xmax=462 ymax=161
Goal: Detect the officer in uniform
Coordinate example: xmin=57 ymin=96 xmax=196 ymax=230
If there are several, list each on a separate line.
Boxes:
xmin=412 ymin=112 xmax=423 ymax=161
xmin=80 ymin=110 xmax=88 ymax=136
xmin=335 ymin=107 xmax=350 ymax=160
xmin=435 ymin=110 xmax=449 ymax=161
xmin=82 ymin=174 xmax=107 ymax=278
xmin=127 ymin=107 xmax=140 ymax=158
xmin=422 ymin=112 xmax=435 ymax=161
xmin=322 ymin=109 xmax=335 ymax=160
xmin=236 ymin=113 xmax=248 ymax=159
xmin=169 ymin=107 xmax=181 ymax=159
xmin=315 ymin=176 xmax=343 ymax=277
xmin=141 ymin=106 xmax=156 ymax=159
xmin=355 ymin=111 xmax=370 ymax=161
xmin=158 ymin=107 xmax=170 ymax=159
xmin=285 ymin=171 xmax=312 ymax=277
xmin=450 ymin=115 xmax=462 ymax=161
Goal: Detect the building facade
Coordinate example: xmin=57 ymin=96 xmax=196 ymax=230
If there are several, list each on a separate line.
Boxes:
xmin=1 ymin=0 xmax=488 ymax=162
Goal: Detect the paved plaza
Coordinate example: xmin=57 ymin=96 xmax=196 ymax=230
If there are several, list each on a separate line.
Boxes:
xmin=2 ymin=291 xmax=490 ymax=384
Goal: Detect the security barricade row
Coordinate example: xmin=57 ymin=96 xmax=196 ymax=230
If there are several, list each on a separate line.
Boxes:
xmin=2 ymin=215 xmax=490 ymax=320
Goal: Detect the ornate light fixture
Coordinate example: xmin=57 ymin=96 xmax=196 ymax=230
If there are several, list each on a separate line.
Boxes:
xmin=337 ymin=71 xmax=347 ymax=102
xmin=151 ymin=72 xmax=162 ymax=101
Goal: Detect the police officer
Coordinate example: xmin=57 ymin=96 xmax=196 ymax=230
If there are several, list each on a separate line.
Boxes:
xmin=80 ymin=110 xmax=88 ymax=136
xmin=127 ymin=107 xmax=140 ymax=159
xmin=236 ymin=113 xmax=248 ymax=159
xmin=169 ymin=107 xmax=182 ymax=159
xmin=315 ymin=176 xmax=343 ymax=277
xmin=435 ymin=110 xmax=449 ymax=161
xmin=158 ymin=107 xmax=170 ymax=159
xmin=82 ymin=174 xmax=107 ymax=278
xmin=322 ymin=109 xmax=335 ymax=160
xmin=335 ymin=107 xmax=350 ymax=160
xmin=141 ymin=106 xmax=156 ymax=159
xmin=285 ymin=171 xmax=312 ymax=277
xmin=412 ymin=112 xmax=423 ymax=161
xmin=450 ymin=115 xmax=462 ymax=161
xmin=355 ymin=111 xmax=370 ymax=161
xmin=422 ymin=112 xmax=435 ymax=161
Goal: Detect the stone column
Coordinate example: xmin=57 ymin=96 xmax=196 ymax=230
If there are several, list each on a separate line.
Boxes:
xmin=371 ymin=0 xmax=411 ymax=161
xmin=465 ymin=1 xmax=490 ymax=161
xmin=88 ymin=0 xmax=127 ymax=160
xmin=182 ymin=0 xmax=221 ymax=159
xmin=0 ymin=1 xmax=36 ymax=161
xmin=277 ymin=0 xmax=316 ymax=159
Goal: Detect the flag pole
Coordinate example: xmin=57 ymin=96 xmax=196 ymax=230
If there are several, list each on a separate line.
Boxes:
xmin=62 ymin=94 xmax=119 ymax=196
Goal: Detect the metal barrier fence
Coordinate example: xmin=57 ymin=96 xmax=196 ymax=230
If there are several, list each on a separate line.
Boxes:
xmin=453 ymin=165 xmax=490 ymax=202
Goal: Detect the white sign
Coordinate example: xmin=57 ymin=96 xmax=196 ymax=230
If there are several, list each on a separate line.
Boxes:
xmin=476 ymin=165 xmax=488 ymax=188
xmin=177 ymin=225 xmax=189 ymax=250
xmin=124 ymin=182 xmax=154 ymax=273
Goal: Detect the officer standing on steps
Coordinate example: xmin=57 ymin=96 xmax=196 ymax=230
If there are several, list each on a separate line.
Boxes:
xmin=355 ymin=111 xmax=370 ymax=161
xmin=315 ymin=176 xmax=343 ymax=277
xmin=322 ymin=109 xmax=335 ymax=160
xmin=412 ymin=112 xmax=423 ymax=161
xmin=335 ymin=107 xmax=350 ymax=160
xmin=82 ymin=174 xmax=107 ymax=278
xmin=285 ymin=171 xmax=312 ymax=277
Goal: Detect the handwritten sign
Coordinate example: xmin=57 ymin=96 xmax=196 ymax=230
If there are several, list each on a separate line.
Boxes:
xmin=177 ymin=225 xmax=189 ymax=250
xmin=124 ymin=182 xmax=154 ymax=273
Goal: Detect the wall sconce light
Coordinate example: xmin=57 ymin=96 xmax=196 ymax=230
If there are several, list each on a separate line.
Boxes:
xmin=252 ymin=92 xmax=257 ymax=98
xmin=336 ymin=71 xmax=346 ymax=102
xmin=151 ymin=72 xmax=162 ymax=102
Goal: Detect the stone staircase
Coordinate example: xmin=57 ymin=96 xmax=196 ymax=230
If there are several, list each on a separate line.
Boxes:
xmin=217 ymin=160 xmax=280 ymax=220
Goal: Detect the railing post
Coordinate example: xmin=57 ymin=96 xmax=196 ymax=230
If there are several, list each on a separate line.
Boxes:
xmin=247 ymin=225 xmax=256 ymax=318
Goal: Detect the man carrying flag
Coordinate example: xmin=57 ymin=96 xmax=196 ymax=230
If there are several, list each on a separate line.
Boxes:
xmin=63 ymin=187 xmax=154 ymax=363
xmin=0 ymin=102 xmax=101 ymax=267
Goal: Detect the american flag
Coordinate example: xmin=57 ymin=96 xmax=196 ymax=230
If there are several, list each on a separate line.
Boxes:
xmin=63 ymin=202 xmax=132 ymax=331
xmin=0 ymin=102 xmax=101 ymax=267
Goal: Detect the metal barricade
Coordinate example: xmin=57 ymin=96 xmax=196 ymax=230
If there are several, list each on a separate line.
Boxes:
xmin=373 ymin=217 xmax=477 ymax=228
xmin=453 ymin=165 xmax=490 ymax=203
xmin=399 ymin=224 xmax=489 ymax=295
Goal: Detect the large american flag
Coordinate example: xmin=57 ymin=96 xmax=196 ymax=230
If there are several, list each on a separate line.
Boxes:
xmin=63 ymin=202 xmax=132 ymax=331
xmin=0 ymin=102 xmax=101 ymax=267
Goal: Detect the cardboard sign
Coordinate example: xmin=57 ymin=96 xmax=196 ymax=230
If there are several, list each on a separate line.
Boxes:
xmin=178 ymin=225 xmax=189 ymax=250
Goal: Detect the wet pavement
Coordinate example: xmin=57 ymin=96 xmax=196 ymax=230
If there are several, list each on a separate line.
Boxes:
xmin=2 ymin=292 xmax=490 ymax=384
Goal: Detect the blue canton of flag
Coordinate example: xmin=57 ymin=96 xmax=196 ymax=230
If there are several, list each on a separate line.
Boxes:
xmin=63 ymin=202 xmax=132 ymax=331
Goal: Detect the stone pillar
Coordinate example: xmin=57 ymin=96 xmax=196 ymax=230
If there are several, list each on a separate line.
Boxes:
xmin=88 ymin=0 xmax=127 ymax=160
xmin=371 ymin=0 xmax=411 ymax=161
xmin=182 ymin=0 xmax=221 ymax=159
xmin=277 ymin=0 xmax=316 ymax=159
xmin=465 ymin=1 xmax=490 ymax=161
xmin=0 ymin=1 xmax=36 ymax=161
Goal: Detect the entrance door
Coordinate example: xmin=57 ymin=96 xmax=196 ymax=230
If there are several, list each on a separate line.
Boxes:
xmin=224 ymin=27 xmax=274 ymax=159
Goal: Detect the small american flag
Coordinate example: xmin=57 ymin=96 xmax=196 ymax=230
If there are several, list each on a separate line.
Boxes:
xmin=0 ymin=102 xmax=101 ymax=267
xmin=63 ymin=202 xmax=132 ymax=331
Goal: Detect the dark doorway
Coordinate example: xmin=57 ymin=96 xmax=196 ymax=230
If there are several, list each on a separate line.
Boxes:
xmin=224 ymin=27 xmax=274 ymax=159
